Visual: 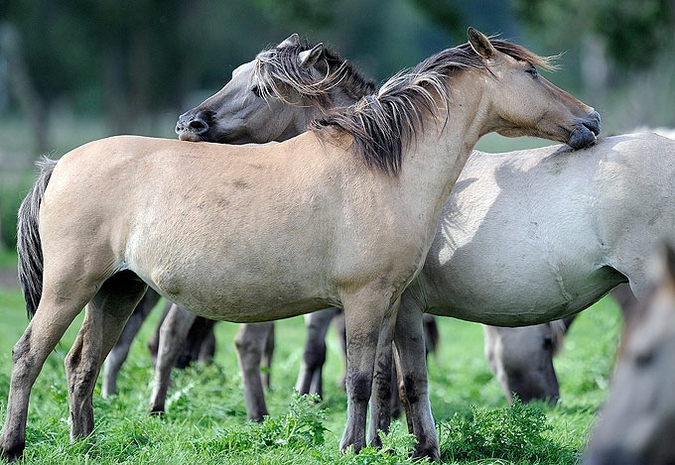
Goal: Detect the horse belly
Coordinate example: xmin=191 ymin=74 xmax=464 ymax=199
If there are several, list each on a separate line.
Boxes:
xmin=421 ymin=238 xmax=624 ymax=326
xmin=141 ymin=259 xmax=334 ymax=323
xmin=126 ymin=219 xmax=337 ymax=322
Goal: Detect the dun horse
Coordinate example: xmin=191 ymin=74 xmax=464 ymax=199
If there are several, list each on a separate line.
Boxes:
xmin=177 ymin=35 xmax=675 ymax=454
xmin=102 ymin=34 xmax=377 ymax=423
xmin=584 ymin=244 xmax=675 ymax=465
xmin=0 ymin=29 xmax=599 ymax=461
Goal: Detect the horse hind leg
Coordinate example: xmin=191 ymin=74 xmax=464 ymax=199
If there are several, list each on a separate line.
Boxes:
xmin=295 ymin=308 xmax=338 ymax=397
xmin=0 ymin=273 xmax=101 ymax=461
xmin=65 ymin=270 xmax=147 ymax=439
xmin=391 ymin=297 xmax=439 ymax=460
xmin=102 ymin=288 xmax=161 ymax=397
xmin=148 ymin=304 xmax=197 ymax=414
xmin=234 ymin=322 xmax=273 ymax=421
xmin=181 ymin=317 xmax=217 ymax=368
xmin=261 ymin=322 xmax=274 ymax=389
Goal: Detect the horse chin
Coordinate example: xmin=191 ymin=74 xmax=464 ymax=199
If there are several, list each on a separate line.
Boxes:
xmin=178 ymin=131 xmax=205 ymax=142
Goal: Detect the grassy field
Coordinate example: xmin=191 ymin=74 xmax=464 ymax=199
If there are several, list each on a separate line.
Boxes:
xmin=0 ymin=250 xmax=622 ymax=464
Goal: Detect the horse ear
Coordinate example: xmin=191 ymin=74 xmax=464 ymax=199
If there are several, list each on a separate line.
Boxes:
xmin=278 ymin=33 xmax=301 ymax=48
xmin=299 ymin=43 xmax=323 ymax=69
xmin=467 ymin=27 xmax=495 ymax=60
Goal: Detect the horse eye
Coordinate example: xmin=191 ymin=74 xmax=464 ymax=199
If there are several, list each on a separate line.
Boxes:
xmin=250 ymin=85 xmax=260 ymax=96
xmin=526 ymin=66 xmax=538 ymax=78
xmin=543 ymin=336 xmax=554 ymax=351
xmin=634 ymin=349 xmax=654 ymax=368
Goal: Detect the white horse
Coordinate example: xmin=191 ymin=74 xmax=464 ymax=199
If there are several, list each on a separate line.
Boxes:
xmin=1 ymin=28 xmax=599 ymax=461
xmin=173 ymin=35 xmax=675 ymax=459
xmin=482 ymin=127 xmax=675 ymax=404
xmin=584 ymin=243 xmax=675 ymax=465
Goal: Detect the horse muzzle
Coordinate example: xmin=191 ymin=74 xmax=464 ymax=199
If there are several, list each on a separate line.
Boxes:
xmin=567 ymin=110 xmax=601 ymax=150
xmin=175 ymin=111 xmax=213 ymax=142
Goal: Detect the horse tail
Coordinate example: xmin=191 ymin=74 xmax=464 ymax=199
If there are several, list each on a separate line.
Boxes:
xmin=17 ymin=157 xmax=58 ymax=319
xmin=550 ymin=319 xmax=568 ymax=356
xmin=423 ymin=314 xmax=440 ymax=357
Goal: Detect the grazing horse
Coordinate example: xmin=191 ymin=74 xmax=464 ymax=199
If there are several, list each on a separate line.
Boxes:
xmin=583 ymin=244 xmax=675 ymax=465
xmin=482 ymin=284 xmax=638 ymax=405
xmin=483 ymin=318 xmax=569 ymax=404
xmin=0 ymin=28 xmax=599 ymax=461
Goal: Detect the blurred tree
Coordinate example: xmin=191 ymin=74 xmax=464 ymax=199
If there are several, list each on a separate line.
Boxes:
xmin=513 ymin=0 xmax=675 ymax=70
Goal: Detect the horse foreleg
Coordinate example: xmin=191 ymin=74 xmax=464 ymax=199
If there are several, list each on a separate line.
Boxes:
xmin=66 ymin=271 xmax=147 ymax=438
xmin=339 ymin=290 xmax=397 ymax=454
xmin=261 ymin=322 xmax=274 ymax=389
xmin=234 ymin=322 xmax=273 ymax=421
xmin=102 ymin=288 xmax=160 ymax=397
xmin=148 ymin=304 xmax=196 ymax=414
xmin=0 ymin=286 xmax=94 ymax=461
xmin=393 ymin=300 xmax=439 ymax=460
xmin=295 ymin=308 xmax=338 ymax=396
xmin=367 ymin=298 xmax=400 ymax=449
xmin=196 ymin=320 xmax=217 ymax=365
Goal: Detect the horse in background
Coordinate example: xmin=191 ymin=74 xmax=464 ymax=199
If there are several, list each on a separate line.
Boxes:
xmin=1 ymin=28 xmax=598 ymax=461
xmin=583 ymin=243 xmax=675 ymax=465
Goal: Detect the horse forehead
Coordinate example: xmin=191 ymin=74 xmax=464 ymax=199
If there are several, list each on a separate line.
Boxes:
xmin=231 ymin=61 xmax=256 ymax=82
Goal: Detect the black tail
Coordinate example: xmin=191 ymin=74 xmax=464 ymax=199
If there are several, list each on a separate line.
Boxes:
xmin=423 ymin=314 xmax=440 ymax=356
xmin=17 ymin=157 xmax=57 ymax=318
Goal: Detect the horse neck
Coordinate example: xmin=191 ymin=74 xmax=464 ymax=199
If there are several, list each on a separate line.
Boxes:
xmin=290 ymin=87 xmax=364 ymax=137
xmin=400 ymin=72 xmax=487 ymax=215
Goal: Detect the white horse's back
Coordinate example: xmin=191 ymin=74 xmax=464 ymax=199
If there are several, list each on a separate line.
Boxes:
xmin=414 ymin=133 xmax=675 ymax=325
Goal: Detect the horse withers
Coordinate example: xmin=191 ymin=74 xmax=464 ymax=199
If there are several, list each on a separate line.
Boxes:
xmin=583 ymin=244 xmax=675 ymax=465
xmin=1 ymin=28 xmax=599 ymax=461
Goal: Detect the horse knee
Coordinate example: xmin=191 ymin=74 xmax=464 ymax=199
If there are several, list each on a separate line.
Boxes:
xmin=234 ymin=329 xmax=263 ymax=365
xmin=402 ymin=373 xmax=427 ymax=405
xmin=303 ymin=340 xmax=327 ymax=370
xmin=346 ymin=370 xmax=372 ymax=404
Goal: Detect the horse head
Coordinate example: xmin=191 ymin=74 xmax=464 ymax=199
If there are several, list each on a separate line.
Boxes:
xmin=465 ymin=27 xmax=601 ymax=149
xmin=175 ymin=33 xmax=375 ymax=144
xmin=584 ymin=244 xmax=675 ymax=465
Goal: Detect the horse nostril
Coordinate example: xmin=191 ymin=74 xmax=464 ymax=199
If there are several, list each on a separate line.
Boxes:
xmin=586 ymin=110 xmax=602 ymax=136
xmin=186 ymin=118 xmax=209 ymax=134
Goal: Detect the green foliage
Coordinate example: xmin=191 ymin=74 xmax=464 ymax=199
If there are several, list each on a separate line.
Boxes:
xmin=513 ymin=0 xmax=675 ymax=69
xmin=338 ymin=422 xmax=426 ymax=465
xmin=439 ymin=398 xmax=577 ymax=463
xmin=213 ymin=393 xmax=328 ymax=453
xmin=0 ymin=284 xmax=621 ymax=464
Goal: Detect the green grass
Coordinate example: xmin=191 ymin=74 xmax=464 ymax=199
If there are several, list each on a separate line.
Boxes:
xmin=0 ymin=265 xmax=621 ymax=464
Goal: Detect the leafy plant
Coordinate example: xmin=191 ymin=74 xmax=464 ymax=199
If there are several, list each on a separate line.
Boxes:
xmin=212 ymin=393 xmax=328 ymax=453
xmin=337 ymin=421 xmax=427 ymax=465
xmin=439 ymin=397 xmax=578 ymax=464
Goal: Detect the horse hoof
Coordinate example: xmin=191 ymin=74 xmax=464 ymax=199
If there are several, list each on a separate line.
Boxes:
xmin=148 ymin=407 xmax=165 ymax=417
xmin=0 ymin=444 xmax=25 ymax=462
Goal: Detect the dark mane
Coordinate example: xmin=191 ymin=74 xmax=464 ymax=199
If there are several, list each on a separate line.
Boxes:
xmin=310 ymin=39 xmax=554 ymax=176
xmin=253 ymin=38 xmax=376 ymax=111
